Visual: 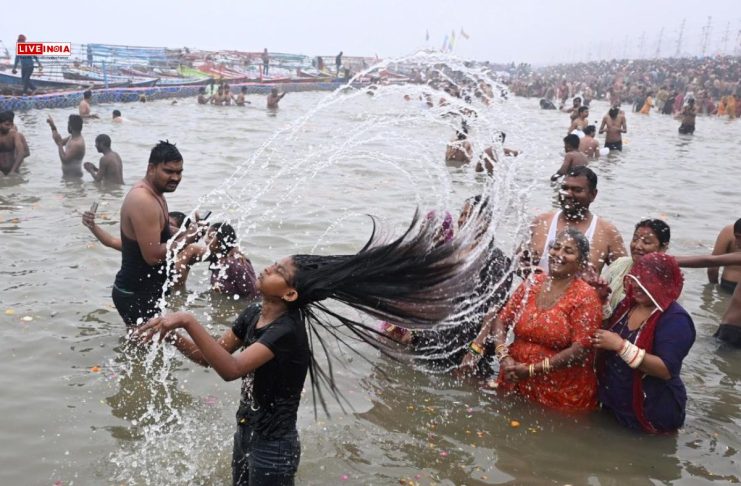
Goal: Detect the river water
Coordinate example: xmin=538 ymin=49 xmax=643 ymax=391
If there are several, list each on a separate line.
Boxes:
xmin=1 ymin=77 xmax=740 ymax=485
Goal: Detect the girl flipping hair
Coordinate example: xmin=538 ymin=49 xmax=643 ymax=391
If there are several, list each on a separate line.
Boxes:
xmin=138 ymin=208 xmax=495 ymax=486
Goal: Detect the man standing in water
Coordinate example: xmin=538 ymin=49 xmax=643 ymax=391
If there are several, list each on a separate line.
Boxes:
xmin=579 ymin=125 xmax=600 ymax=158
xmin=83 ymin=134 xmax=124 ymax=184
xmin=551 ymin=134 xmax=587 ymax=181
xmin=530 ymin=166 xmax=626 ymax=274
xmin=599 ymin=106 xmax=627 ymax=151
xmin=267 ymin=87 xmax=286 ymax=109
xmin=679 ymin=98 xmax=696 ymax=134
xmin=707 ymin=219 xmax=741 ymax=293
xmin=112 ymin=141 xmax=189 ymax=326
xmin=0 ymin=111 xmax=27 ymax=175
xmin=677 ymin=253 xmax=741 ymax=347
xmin=79 ymin=90 xmax=99 ymax=119
xmin=47 ymin=114 xmax=85 ymax=178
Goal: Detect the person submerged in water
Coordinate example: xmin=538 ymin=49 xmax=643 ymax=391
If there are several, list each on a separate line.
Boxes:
xmin=173 ymin=222 xmax=259 ymax=300
xmin=678 ymin=98 xmax=696 ymax=135
xmin=112 ymin=110 xmax=123 ymax=123
xmin=83 ymin=134 xmax=124 ymax=184
xmin=707 ymin=218 xmax=741 ymax=293
xmin=47 ymin=114 xmax=86 ymax=178
xmin=579 ymin=125 xmax=600 ymax=159
xmin=197 ymin=87 xmax=211 ymax=105
xmin=676 ymin=252 xmax=741 ymax=347
xmin=0 ymin=111 xmax=27 ymax=175
xmin=136 ymin=209 xmax=495 ymax=485
xmin=235 ymin=87 xmax=251 ymax=106
xmin=476 ymin=131 xmax=520 ymax=175
xmin=445 ymin=127 xmax=473 ymax=165
xmin=267 ymin=88 xmax=286 ymax=109
xmin=568 ymin=106 xmax=590 ymax=134
xmin=79 ymin=90 xmax=99 ymax=119
xmin=551 ymin=134 xmax=588 ymax=181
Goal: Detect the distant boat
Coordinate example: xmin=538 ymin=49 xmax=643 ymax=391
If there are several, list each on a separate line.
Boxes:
xmin=0 ymin=71 xmax=89 ymax=90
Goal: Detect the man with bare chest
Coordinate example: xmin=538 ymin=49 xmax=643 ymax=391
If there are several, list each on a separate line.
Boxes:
xmin=599 ymin=106 xmax=627 ymax=151
xmin=47 ymin=114 xmax=85 ymax=178
xmin=0 ymin=111 xmax=26 ymax=175
xmin=530 ymin=166 xmax=626 ymax=274
xmin=84 ymin=134 xmax=124 ymax=184
xmin=551 ymin=134 xmax=588 ymax=181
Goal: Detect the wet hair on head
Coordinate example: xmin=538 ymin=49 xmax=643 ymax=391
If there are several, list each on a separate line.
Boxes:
xmin=168 ymin=211 xmax=186 ymax=228
xmin=635 ymin=219 xmax=671 ymax=247
xmin=68 ymin=114 xmax=83 ymax=132
xmin=733 ymin=218 xmax=741 ymax=234
xmin=112 ymin=109 xmax=121 ymax=117
xmin=6 ymin=110 xmax=15 ymax=122
xmin=283 ymin=209 xmax=495 ymax=415
xmin=563 ymin=134 xmax=580 ymax=149
xmin=148 ymin=140 xmax=182 ymax=165
xmin=95 ymin=133 xmax=111 ymax=147
xmin=578 ymin=106 xmax=589 ymax=114
xmin=83 ymin=90 xmax=92 ymax=99
xmin=583 ymin=125 xmax=596 ymax=136
xmin=208 ymin=222 xmax=238 ymax=255
xmin=0 ymin=111 xmax=12 ymax=124
xmin=553 ymin=228 xmax=590 ymax=266
xmin=566 ymin=165 xmax=598 ymax=191
xmin=609 ymin=107 xmax=619 ymax=118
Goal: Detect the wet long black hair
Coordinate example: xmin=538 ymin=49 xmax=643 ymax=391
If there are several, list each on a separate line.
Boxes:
xmin=285 ymin=207 xmax=495 ymax=415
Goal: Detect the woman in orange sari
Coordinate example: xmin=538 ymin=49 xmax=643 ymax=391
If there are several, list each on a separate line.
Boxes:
xmin=462 ymin=229 xmax=602 ymax=412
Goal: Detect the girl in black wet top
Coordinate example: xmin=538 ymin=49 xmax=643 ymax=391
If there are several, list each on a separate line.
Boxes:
xmin=139 ymin=208 xmax=497 ymax=486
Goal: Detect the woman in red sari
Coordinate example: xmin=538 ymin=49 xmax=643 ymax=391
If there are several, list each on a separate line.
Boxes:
xmin=462 ymin=229 xmax=602 ymax=412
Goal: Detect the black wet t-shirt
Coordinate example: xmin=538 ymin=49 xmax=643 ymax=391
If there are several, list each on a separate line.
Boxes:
xmin=231 ymin=304 xmax=311 ymax=439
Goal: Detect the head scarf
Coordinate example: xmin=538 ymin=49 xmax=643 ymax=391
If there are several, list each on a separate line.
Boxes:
xmin=607 ymin=253 xmax=684 ymax=433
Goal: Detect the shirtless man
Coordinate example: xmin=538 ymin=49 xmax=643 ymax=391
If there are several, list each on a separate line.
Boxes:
xmin=47 ymin=114 xmax=85 ymax=178
xmin=211 ymin=86 xmax=225 ymax=106
xmin=261 ymin=48 xmax=270 ymax=76
xmin=0 ymin=111 xmax=27 ymax=175
xmin=235 ymin=86 xmax=251 ymax=106
xmin=530 ymin=166 xmax=626 ymax=274
xmin=111 ymin=141 xmax=196 ymax=327
xmin=568 ymin=106 xmax=589 ymax=133
xmin=445 ymin=130 xmax=473 ymax=165
xmin=267 ymin=87 xmax=286 ymax=109
xmin=79 ymin=90 xmax=99 ymax=119
xmin=197 ymin=87 xmax=211 ymax=105
xmin=551 ymin=134 xmax=588 ymax=181
xmin=7 ymin=111 xmax=30 ymax=159
xmin=223 ymin=84 xmax=233 ymax=105
xmin=476 ymin=131 xmax=519 ymax=175
xmin=706 ymin=219 xmax=741 ymax=293
xmin=112 ymin=110 xmax=123 ymax=123
xmin=599 ymin=106 xmax=627 ymax=151
xmin=83 ymin=134 xmax=124 ymax=184
xmin=678 ymin=98 xmax=696 ymax=134
xmin=579 ymin=125 xmax=600 ymax=158
xmin=563 ymin=97 xmax=582 ymax=121
xmin=676 ymin=252 xmax=741 ymax=347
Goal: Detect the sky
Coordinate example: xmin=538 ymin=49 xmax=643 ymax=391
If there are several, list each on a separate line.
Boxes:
xmin=1 ymin=0 xmax=738 ymax=64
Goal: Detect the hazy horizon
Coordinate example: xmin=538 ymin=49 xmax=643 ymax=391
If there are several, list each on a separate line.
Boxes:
xmin=2 ymin=0 xmax=739 ymax=65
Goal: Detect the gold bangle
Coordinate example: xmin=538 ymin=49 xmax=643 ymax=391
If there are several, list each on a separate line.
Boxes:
xmin=469 ymin=341 xmax=484 ymax=356
xmin=528 ymin=363 xmax=535 ymax=377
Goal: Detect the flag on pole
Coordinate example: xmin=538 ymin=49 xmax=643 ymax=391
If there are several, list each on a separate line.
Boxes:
xmin=441 ymin=35 xmax=449 ymax=52
xmin=425 ymin=29 xmax=430 ymax=42
xmin=460 ymin=27 xmax=469 ymax=39
xmin=449 ymin=30 xmax=456 ymax=50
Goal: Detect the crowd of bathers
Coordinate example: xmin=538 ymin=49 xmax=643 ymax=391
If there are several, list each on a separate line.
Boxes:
xmin=3 ymin=61 xmax=740 ymax=485
xmin=506 ymin=55 xmax=741 ymax=118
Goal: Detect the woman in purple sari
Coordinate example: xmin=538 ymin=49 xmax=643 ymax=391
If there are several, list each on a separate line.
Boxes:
xmin=593 ymin=253 xmax=695 ymax=433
